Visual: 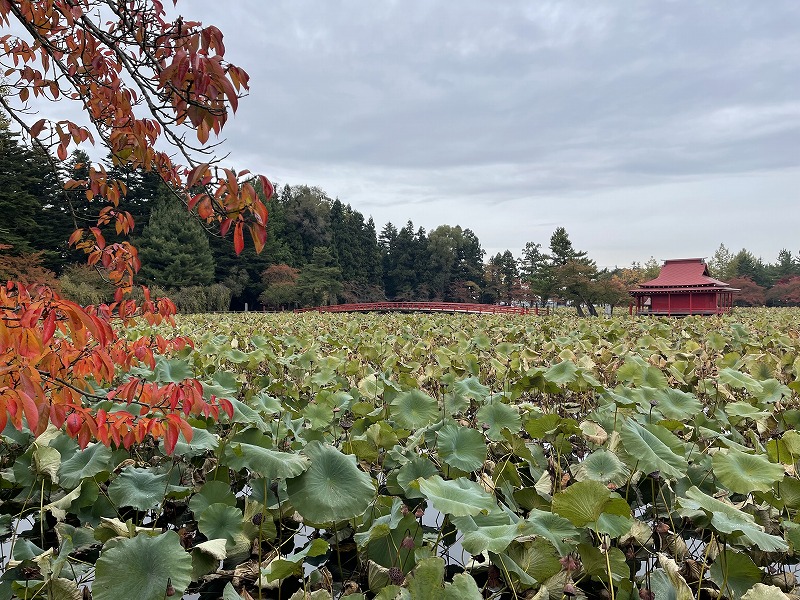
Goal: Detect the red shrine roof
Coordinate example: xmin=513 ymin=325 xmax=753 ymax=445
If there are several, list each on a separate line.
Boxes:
xmin=631 ymin=258 xmax=736 ymax=292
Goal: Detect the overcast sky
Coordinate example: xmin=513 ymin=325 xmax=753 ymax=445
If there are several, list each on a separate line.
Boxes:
xmin=22 ymin=1 xmax=800 ymax=267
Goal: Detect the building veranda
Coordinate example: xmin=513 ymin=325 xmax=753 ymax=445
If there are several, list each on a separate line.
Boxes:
xmin=629 ymin=258 xmax=738 ymax=316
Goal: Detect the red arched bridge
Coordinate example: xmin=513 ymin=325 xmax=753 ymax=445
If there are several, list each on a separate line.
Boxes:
xmin=294 ymin=302 xmax=547 ymax=316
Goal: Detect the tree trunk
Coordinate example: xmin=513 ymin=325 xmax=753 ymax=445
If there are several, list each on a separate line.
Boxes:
xmin=574 ymin=302 xmax=585 ymax=317
xmin=586 ymin=300 xmax=598 ymax=317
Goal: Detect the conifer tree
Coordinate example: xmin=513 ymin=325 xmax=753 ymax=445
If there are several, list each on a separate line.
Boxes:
xmin=136 ymin=191 xmax=215 ymax=288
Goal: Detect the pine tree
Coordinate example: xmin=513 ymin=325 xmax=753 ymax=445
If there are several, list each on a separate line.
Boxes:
xmin=0 ymin=120 xmax=46 ymax=254
xmin=135 ymin=190 xmax=215 ymax=288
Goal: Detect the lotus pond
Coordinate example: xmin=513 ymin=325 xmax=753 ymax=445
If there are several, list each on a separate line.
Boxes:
xmin=3 ymin=308 xmax=800 ymax=600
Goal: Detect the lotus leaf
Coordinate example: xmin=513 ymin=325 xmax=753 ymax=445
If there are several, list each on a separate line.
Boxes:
xmin=93 ymin=531 xmax=192 ymax=600
xmin=416 ymin=475 xmax=497 ymax=517
xmin=197 ymin=503 xmax=244 ymax=545
xmin=436 ymin=422 xmax=487 ymax=472
xmin=544 ymin=360 xmax=577 ymax=384
xmin=389 ymin=389 xmax=439 ymax=429
xmin=678 ymin=486 xmax=787 ymax=552
xmin=389 ymin=463 xmax=432 ymax=504
xmin=259 ymin=537 xmax=329 ymax=584
xmin=709 ymin=548 xmax=763 ymax=599
xmin=741 ymin=585 xmax=791 ymax=600
xmin=107 ymin=467 xmax=184 ymax=511
xmin=619 ymin=419 xmax=688 ymax=479
xmin=58 ymin=443 xmax=113 ymax=489
xmin=712 ymin=447 xmax=784 ymax=494
xmin=493 ymin=538 xmax=562 ymax=587
xmin=222 ymin=441 xmax=310 ymax=479
xmin=476 ymin=401 xmax=521 ymax=441
xmin=551 ymin=480 xmax=631 ymax=528
xmin=287 ymin=441 xmax=375 ymax=523
xmin=570 ymin=449 xmax=630 ymax=487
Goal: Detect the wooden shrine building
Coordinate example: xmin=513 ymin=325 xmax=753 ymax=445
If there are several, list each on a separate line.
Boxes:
xmin=629 ymin=258 xmax=738 ymax=316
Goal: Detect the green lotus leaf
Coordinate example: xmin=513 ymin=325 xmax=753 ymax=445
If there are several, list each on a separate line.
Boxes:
xmin=709 ymin=548 xmax=763 ymax=600
xmin=159 ymin=426 xmax=218 ymax=457
xmin=712 ymin=447 xmax=784 ymax=494
xmin=523 ymin=509 xmax=580 ymax=555
xmin=188 ymin=481 xmax=237 ymax=518
xmin=476 ymin=402 xmax=521 ymax=441
xmin=389 ymin=390 xmax=439 ymax=429
xmin=58 ymin=443 xmax=113 ymax=489
xmin=452 ymin=511 xmax=521 ymax=555
xmin=436 ymin=422 xmax=487 ymax=472
xmin=361 ymin=514 xmax=421 ymax=573
xmin=107 ymin=467 xmax=185 ymax=511
xmin=197 ymin=503 xmax=244 ymax=545
xmin=544 ymin=360 xmax=577 ymax=385
xmin=452 ymin=377 xmax=490 ymax=402
xmin=407 ymin=557 xmax=445 ymax=599
xmin=779 ymin=476 xmax=800 ymax=510
xmin=151 ymin=355 xmax=194 ymax=383
xmin=443 ymin=573 xmax=483 ymax=600
xmin=570 ymin=449 xmax=630 ymax=487
xmin=304 ymin=402 xmax=335 ymax=429
xmin=417 ymin=475 xmax=497 ymax=517
xmin=222 ymin=442 xmax=310 ymax=479
xmin=579 ymin=543 xmax=630 ymax=584
xmin=259 ymin=538 xmax=329 ymax=583
xmin=93 ymin=531 xmax=192 ymax=600
xmin=653 ymin=388 xmax=703 ymax=420
xmin=767 ymin=431 xmax=800 ymax=465
xmin=619 ymin=419 xmax=688 ymax=479
xmin=396 ymin=455 xmax=439 ymax=499
xmin=223 ymin=582 xmax=240 ymax=600
xmin=286 ymin=441 xmax=374 ymax=523
xmin=551 ymin=480 xmax=630 ymax=528
xmin=678 ymin=486 xmax=788 ymax=552
xmin=223 ymin=398 xmax=270 ymax=431
xmin=0 ymin=514 xmax=12 ymax=537
xmin=719 ymin=368 xmax=763 ymax=394
xmin=493 ymin=538 xmax=562 ymax=587
xmin=641 ymin=366 xmax=669 ymax=390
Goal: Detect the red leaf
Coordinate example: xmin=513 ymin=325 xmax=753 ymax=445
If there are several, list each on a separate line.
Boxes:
xmin=259 ymin=175 xmax=274 ymax=200
xmin=163 ymin=422 xmax=178 ymax=455
xmin=66 ymin=412 xmax=82 ymax=437
xmin=30 ymin=118 xmax=46 ymax=137
xmin=20 ymin=391 xmax=39 ymax=433
xmin=233 ymin=221 xmax=244 ymax=255
xmin=42 ymin=310 xmax=57 ymax=344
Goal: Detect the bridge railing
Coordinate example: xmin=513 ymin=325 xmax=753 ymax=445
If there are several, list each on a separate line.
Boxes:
xmin=294 ymin=302 xmax=548 ymax=316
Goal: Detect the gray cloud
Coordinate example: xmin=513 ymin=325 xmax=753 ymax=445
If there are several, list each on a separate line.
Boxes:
xmin=29 ymin=1 xmax=800 ymax=265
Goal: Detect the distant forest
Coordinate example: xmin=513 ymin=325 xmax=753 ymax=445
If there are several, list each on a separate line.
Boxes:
xmin=1 ymin=121 xmax=799 ymax=313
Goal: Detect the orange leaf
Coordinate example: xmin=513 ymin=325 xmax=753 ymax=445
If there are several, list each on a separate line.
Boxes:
xmin=20 ymin=391 xmax=39 ymax=433
xmin=233 ymin=221 xmax=244 ymax=255
xmin=163 ymin=421 xmax=178 ymax=455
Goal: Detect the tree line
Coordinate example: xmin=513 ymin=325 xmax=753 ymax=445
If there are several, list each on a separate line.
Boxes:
xmin=2 ymin=117 xmax=799 ymax=312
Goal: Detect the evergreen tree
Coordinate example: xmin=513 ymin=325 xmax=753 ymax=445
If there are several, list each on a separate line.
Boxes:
xmin=136 ymin=190 xmax=215 ymax=288
xmin=518 ymin=241 xmax=557 ymax=306
xmin=549 ymin=226 xmax=588 ymax=266
xmin=730 ymin=249 xmax=768 ymax=287
xmin=0 ymin=120 xmax=46 ymax=254
xmin=363 ymin=217 xmax=383 ymax=287
xmin=379 ymin=222 xmax=399 ymax=297
xmin=297 ymin=246 xmax=342 ymax=306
